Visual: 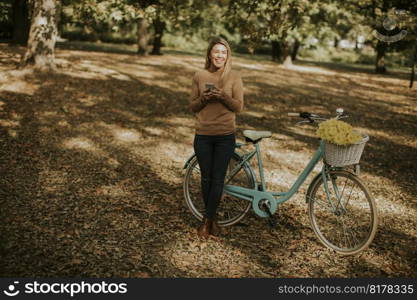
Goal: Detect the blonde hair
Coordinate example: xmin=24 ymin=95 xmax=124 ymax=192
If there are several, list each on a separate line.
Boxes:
xmin=205 ymin=37 xmax=232 ymax=87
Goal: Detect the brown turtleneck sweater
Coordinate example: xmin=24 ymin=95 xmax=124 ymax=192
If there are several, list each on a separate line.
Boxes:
xmin=189 ymin=69 xmax=244 ymax=135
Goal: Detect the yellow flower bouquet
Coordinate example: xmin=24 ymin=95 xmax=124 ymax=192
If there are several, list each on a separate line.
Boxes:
xmin=316 ymin=119 xmax=368 ymax=167
xmin=316 ymin=119 xmax=362 ymax=146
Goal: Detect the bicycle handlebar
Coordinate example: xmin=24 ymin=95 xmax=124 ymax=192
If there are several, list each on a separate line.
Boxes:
xmin=288 ymin=112 xmax=321 ymax=120
xmin=287 ymin=108 xmax=347 ymax=122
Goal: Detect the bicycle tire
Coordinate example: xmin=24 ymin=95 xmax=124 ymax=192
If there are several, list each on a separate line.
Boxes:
xmin=307 ymin=170 xmax=378 ymax=255
xmin=183 ymin=153 xmax=256 ymax=226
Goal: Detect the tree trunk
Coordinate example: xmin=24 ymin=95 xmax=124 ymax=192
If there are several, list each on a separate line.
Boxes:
xmin=56 ymin=2 xmax=63 ymax=39
xmin=334 ymin=37 xmax=339 ymax=48
xmin=291 ymin=39 xmax=300 ymax=61
xmin=83 ymin=24 xmax=99 ymax=42
xmin=21 ymin=0 xmax=58 ymax=70
xmin=282 ymin=41 xmax=292 ymax=68
xmin=247 ymin=45 xmax=254 ymax=55
xmin=271 ymin=40 xmax=281 ymax=62
xmin=375 ymin=40 xmax=387 ymax=74
xmin=410 ymin=40 xmax=417 ymax=89
xmin=150 ymin=16 xmax=165 ymax=55
xmin=12 ymin=0 xmax=30 ymax=45
xmin=137 ymin=18 xmax=149 ymax=55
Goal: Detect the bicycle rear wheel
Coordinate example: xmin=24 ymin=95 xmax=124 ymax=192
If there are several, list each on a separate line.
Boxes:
xmin=183 ymin=153 xmax=255 ymax=226
xmin=307 ymin=170 xmax=378 ymax=255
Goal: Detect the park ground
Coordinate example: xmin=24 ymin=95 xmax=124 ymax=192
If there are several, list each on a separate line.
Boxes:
xmin=0 ymin=42 xmax=416 ymax=277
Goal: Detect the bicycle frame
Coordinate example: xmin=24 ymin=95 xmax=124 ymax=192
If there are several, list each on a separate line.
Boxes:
xmin=223 ymin=140 xmax=326 ymax=217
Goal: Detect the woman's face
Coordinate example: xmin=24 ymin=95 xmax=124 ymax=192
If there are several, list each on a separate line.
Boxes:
xmin=210 ymin=43 xmax=228 ymax=69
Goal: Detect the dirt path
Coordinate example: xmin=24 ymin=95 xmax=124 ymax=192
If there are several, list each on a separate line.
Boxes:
xmin=0 ymin=43 xmax=416 ymax=277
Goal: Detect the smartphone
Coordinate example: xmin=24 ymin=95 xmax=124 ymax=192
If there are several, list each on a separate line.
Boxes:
xmin=205 ymin=83 xmax=215 ymax=90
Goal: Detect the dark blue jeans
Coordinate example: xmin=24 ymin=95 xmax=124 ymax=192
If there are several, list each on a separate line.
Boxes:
xmin=193 ymin=133 xmax=236 ymax=219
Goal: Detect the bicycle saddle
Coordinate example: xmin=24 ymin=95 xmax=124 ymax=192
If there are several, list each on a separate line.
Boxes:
xmin=242 ymin=130 xmax=272 ymax=144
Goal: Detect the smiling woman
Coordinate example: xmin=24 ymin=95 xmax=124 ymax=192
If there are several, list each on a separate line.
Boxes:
xmin=188 ymin=37 xmax=244 ymax=239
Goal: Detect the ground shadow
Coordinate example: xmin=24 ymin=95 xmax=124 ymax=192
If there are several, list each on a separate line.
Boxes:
xmin=0 ymin=44 xmax=416 ymax=277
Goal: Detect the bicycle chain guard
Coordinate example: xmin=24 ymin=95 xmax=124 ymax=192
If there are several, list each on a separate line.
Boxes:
xmin=252 ymin=194 xmax=278 ymax=218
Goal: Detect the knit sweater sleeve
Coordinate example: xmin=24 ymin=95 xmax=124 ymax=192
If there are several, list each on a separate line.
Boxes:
xmin=221 ymin=72 xmax=244 ymax=113
xmin=189 ymin=72 xmax=206 ymax=113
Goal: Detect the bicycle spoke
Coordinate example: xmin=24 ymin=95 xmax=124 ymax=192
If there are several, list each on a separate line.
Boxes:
xmin=339 ymin=216 xmax=354 ymax=249
xmin=308 ymin=171 xmax=377 ymax=255
xmin=184 ymin=156 xmax=254 ymax=226
xmin=348 ymin=224 xmax=361 ymax=247
xmin=343 ymin=183 xmax=355 ymax=210
xmin=335 ymin=176 xmax=348 ymax=210
xmin=311 ymin=195 xmax=330 ymax=209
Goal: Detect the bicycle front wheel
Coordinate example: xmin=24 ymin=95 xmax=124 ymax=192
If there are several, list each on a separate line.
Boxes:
xmin=307 ymin=170 xmax=378 ymax=255
xmin=183 ymin=153 xmax=255 ymax=226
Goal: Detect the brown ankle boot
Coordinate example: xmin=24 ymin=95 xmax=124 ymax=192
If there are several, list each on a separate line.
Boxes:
xmin=197 ymin=217 xmax=211 ymax=238
xmin=210 ymin=217 xmax=221 ymax=237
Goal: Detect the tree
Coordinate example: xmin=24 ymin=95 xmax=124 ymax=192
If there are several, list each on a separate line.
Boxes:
xmin=61 ymin=0 xmax=164 ymax=55
xmin=21 ymin=0 xmax=60 ymax=70
xmin=275 ymin=0 xmax=366 ymax=65
xmin=150 ymin=9 xmax=164 ymax=55
xmin=410 ymin=40 xmax=416 ymax=88
xmin=342 ymin=0 xmax=417 ymax=73
xmin=0 ymin=0 xmax=13 ymax=39
xmin=12 ymin=0 xmax=30 ymax=44
xmin=135 ymin=0 xmax=207 ymax=55
xmin=133 ymin=0 xmax=156 ymax=54
xmin=226 ymin=0 xmax=309 ymax=67
xmin=137 ymin=17 xmax=149 ymax=55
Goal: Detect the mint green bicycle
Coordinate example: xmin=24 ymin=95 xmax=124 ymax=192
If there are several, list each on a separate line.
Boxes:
xmin=183 ymin=109 xmax=378 ymax=255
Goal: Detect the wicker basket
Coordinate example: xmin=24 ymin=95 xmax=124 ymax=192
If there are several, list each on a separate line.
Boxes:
xmin=323 ymin=135 xmax=369 ymax=167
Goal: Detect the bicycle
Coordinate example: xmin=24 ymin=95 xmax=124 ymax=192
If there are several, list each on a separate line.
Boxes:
xmin=183 ymin=108 xmax=378 ymax=255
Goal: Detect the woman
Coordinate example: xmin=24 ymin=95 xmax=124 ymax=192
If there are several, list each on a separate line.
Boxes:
xmin=189 ymin=37 xmax=244 ymax=238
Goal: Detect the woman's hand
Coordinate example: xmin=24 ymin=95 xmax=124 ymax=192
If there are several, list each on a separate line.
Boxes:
xmin=200 ymin=90 xmax=213 ymax=105
xmin=204 ymin=87 xmax=228 ymax=103
xmin=201 ymin=88 xmax=221 ymax=104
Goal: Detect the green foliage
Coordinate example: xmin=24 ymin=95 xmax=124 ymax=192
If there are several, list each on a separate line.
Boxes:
xmin=162 ymin=32 xmax=206 ymax=52
xmin=385 ymin=46 xmax=416 ymax=68
xmin=61 ymin=0 xmax=230 ymax=47
xmin=62 ymin=0 xmax=139 ymax=39
xmin=0 ymin=0 xmax=12 ymax=23
xmin=62 ymin=25 xmax=137 ymax=44
xmin=55 ymin=0 xmax=417 ymax=68
xmin=0 ymin=0 xmax=13 ymax=38
xmin=341 ymin=0 xmax=417 ymax=48
xmin=163 ymin=30 xmax=241 ymax=53
xmin=61 ymin=0 xmax=241 ymax=50
xmin=299 ymin=43 xmax=411 ymax=68
xmin=60 ymin=0 xmax=143 ymax=44
xmin=300 ymin=46 xmax=369 ymax=64
xmin=226 ymin=0 xmax=311 ymax=46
